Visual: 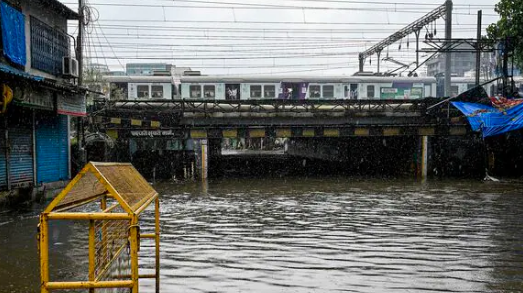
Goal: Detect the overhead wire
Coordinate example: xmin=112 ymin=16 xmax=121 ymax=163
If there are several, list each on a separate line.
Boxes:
xmin=63 ymin=0 xmax=494 ymax=9
xmin=66 ymin=0 xmax=496 ymax=76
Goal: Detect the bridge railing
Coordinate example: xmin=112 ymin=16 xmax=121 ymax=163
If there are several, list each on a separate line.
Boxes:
xmin=92 ymin=98 xmax=437 ymax=115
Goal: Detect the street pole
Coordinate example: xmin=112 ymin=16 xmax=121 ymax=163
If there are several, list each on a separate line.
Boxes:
xmin=475 ymin=10 xmax=482 ymax=86
xmin=358 ymin=54 xmax=364 ymax=73
xmin=502 ymin=37 xmax=509 ymax=97
xmin=377 ymin=51 xmax=381 ymax=73
xmin=444 ymin=0 xmax=453 ymax=97
xmin=78 ymin=0 xmax=84 ymax=86
xmin=77 ymin=0 xmax=85 ymax=168
xmin=415 ymin=30 xmax=420 ymax=68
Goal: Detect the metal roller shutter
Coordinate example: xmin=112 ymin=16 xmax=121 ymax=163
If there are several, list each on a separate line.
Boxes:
xmin=0 ymin=128 xmax=7 ymax=189
xmin=9 ymin=127 xmax=33 ymax=186
xmin=36 ymin=114 xmax=69 ymax=184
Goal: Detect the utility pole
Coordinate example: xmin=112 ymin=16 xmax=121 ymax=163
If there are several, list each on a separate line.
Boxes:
xmin=77 ymin=0 xmax=86 ymax=168
xmin=475 ymin=10 xmax=482 ymax=86
xmin=77 ymin=0 xmax=84 ymax=86
xmin=444 ymin=0 xmax=452 ymax=97
xmin=502 ymin=37 xmax=509 ymax=97
xmin=377 ymin=51 xmax=381 ymax=73
xmin=414 ymin=30 xmax=420 ymax=67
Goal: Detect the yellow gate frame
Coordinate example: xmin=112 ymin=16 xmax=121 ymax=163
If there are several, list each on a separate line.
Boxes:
xmin=38 ymin=162 xmax=160 ymax=293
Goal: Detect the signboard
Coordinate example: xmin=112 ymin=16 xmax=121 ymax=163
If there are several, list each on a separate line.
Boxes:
xmin=381 ymin=87 xmax=424 ymax=99
xmin=130 ymin=130 xmax=174 ymax=137
xmin=14 ymin=87 xmax=54 ymax=110
xmin=57 ymin=93 xmax=86 ymax=116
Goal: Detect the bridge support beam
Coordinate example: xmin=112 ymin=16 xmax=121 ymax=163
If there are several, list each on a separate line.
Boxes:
xmin=193 ymin=139 xmax=208 ymax=180
xmin=419 ymin=136 xmax=430 ymax=180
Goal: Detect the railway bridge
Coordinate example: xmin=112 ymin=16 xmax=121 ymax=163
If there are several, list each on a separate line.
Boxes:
xmin=88 ymin=98 xmax=483 ymax=180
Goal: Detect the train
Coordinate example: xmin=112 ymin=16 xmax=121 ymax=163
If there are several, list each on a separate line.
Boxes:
xmin=442 ymin=76 xmax=523 ymax=97
xmin=104 ymin=74 xmax=523 ymax=101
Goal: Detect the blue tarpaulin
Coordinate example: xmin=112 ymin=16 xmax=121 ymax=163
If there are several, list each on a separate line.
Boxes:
xmin=452 ymin=101 xmax=523 ymax=138
xmin=1 ymin=1 xmax=26 ymax=66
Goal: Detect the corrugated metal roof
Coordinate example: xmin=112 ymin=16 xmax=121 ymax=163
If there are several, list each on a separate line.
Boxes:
xmin=0 ymin=63 xmax=44 ymax=81
xmin=0 ymin=63 xmax=86 ymax=93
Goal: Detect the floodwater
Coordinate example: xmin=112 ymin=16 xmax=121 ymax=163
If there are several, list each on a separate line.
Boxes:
xmin=2 ymin=177 xmax=523 ymax=293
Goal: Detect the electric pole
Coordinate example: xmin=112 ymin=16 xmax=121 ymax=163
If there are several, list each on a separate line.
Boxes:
xmin=444 ymin=0 xmax=452 ymax=97
xmin=78 ymin=0 xmax=84 ymax=86
xmin=77 ymin=0 xmax=86 ymax=168
xmin=475 ymin=10 xmax=482 ymax=86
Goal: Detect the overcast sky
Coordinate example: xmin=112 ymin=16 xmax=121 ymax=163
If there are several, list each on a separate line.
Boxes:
xmin=62 ymin=0 xmax=500 ymax=76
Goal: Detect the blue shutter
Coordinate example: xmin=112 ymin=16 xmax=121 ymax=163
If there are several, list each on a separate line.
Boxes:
xmin=9 ymin=127 xmax=34 ymax=186
xmin=36 ymin=114 xmax=69 ymax=184
xmin=0 ymin=130 xmax=7 ymax=189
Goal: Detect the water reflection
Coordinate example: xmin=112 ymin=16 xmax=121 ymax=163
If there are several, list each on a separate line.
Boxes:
xmin=2 ymin=178 xmax=523 ymax=292
xmin=141 ymin=178 xmax=523 ymax=293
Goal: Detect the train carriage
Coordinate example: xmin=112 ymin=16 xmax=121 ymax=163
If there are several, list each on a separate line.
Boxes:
xmin=442 ymin=76 xmax=523 ymax=97
xmin=178 ymin=75 xmax=438 ymax=100
xmin=104 ymin=75 xmax=177 ymax=100
xmin=100 ymin=73 xmax=523 ymax=101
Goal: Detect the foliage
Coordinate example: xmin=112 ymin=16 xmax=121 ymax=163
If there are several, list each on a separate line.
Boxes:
xmin=487 ymin=0 xmax=523 ymax=68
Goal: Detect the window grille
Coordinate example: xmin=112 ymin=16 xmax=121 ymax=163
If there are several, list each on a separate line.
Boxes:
xmin=30 ymin=16 xmax=69 ymax=76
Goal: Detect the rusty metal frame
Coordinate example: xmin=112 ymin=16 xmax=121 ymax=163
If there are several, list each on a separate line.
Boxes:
xmin=93 ymin=98 xmax=430 ymax=115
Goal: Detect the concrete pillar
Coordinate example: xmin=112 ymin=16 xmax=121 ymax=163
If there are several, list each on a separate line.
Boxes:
xmin=420 ymin=136 xmax=429 ymax=180
xmin=193 ymin=139 xmax=208 ymax=180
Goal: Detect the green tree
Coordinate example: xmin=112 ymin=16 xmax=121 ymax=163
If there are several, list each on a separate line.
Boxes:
xmin=487 ymin=0 xmax=523 ymax=68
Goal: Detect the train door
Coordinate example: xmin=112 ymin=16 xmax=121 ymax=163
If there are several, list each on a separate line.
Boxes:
xmin=279 ymin=83 xmax=306 ymax=99
xmin=225 ymin=84 xmax=241 ymax=100
xmin=349 ymin=84 xmax=358 ymax=99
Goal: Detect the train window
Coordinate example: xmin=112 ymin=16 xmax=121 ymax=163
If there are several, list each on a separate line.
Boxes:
xmin=151 ymin=85 xmax=164 ymax=98
xmin=250 ymin=85 xmax=262 ymax=98
xmin=451 ymin=85 xmax=459 ymax=97
xmin=137 ymin=85 xmax=149 ymax=98
xmin=350 ymin=84 xmax=358 ymax=99
xmin=323 ymin=85 xmax=334 ymax=98
xmin=226 ymin=84 xmax=240 ymax=100
xmin=367 ymin=85 xmax=375 ymax=98
xmin=310 ymin=85 xmax=321 ymax=98
xmin=204 ymin=85 xmax=216 ymax=98
xmin=190 ymin=85 xmax=202 ymax=98
xmin=264 ymin=85 xmax=276 ymax=98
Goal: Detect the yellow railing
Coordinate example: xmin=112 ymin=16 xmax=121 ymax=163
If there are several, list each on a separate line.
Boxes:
xmin=38 ymin=162 xmax=160 ymax=293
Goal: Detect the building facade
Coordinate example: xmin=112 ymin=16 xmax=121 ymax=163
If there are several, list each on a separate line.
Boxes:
xmin=125 ymin=63 xmax=192 ymax=77
xmin=0 ymin=0 xmax=85 ymax=202
xmin=426 ymin=49 xmax=477 ymax=78
xmin=125 ymin=63 xmax=172 ymax=76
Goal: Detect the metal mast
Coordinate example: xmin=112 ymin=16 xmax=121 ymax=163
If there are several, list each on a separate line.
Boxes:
xmin=444 ymin=0 xmax=453 ymax=97
xmin=358 ymin=1 xmax=452 ymax=79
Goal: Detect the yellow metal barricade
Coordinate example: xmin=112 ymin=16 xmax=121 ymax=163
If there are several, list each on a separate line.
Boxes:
xmin=38 ymin=162 xmax=160 ymax=293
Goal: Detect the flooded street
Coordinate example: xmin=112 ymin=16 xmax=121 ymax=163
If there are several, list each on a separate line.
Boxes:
xmin=2 ymin=177 xmax=523 ymax=292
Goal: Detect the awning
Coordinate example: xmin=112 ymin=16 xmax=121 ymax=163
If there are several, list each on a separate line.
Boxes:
xmin=0 ymin=63 xmax=43 ymax=82
xmin=0 ymin=63 xmax=86 ymax=93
